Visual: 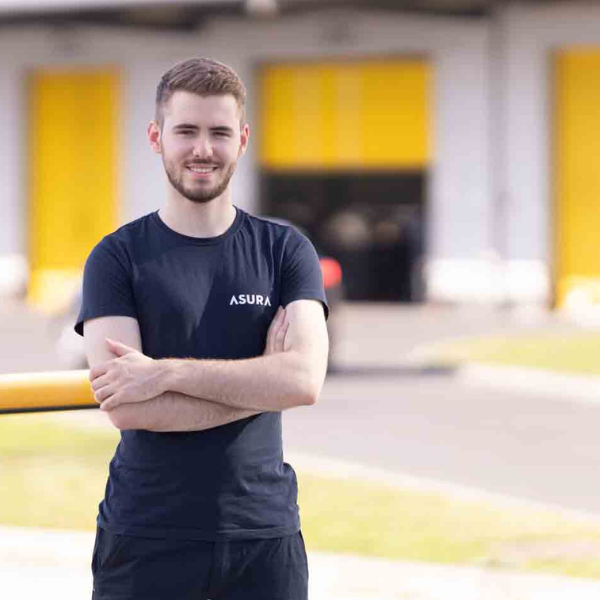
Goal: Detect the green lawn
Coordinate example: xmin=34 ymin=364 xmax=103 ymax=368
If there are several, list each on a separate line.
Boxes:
xmin=2 ymin=413 xmax=600 ymax=579
xmin=424 ymin=332 xmax=600 ymax=375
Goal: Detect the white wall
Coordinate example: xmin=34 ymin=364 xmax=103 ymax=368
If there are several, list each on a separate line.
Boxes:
xmin=0 ymin=9 xmax=493 ymax=303
xmin=0 ymin=59 xmax=27 ymax=297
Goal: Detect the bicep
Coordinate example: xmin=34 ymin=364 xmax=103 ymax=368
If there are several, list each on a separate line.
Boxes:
xmin=83 ymin=316 xmax=142 ymax=368
xmin=284 ymin=300 xmax=329 ymax=373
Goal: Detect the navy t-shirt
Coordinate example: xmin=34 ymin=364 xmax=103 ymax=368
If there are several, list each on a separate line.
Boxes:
xmin=75 ymin=207 xmax=328 ymax=541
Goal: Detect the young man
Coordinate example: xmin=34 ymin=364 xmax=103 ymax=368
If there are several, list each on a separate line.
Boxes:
xmin=76 ymin=57 xmax=329 ymax=600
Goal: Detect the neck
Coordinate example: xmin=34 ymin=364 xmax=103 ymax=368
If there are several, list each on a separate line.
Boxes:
xmin=159 ymin=193 xmax=236 ymax=238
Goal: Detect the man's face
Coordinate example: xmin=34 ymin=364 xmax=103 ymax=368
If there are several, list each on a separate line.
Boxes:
xmin=149 ymin=91 xmax=249 ymax=204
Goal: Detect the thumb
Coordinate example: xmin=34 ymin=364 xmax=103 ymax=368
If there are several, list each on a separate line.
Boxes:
xmin=106 ymin=338 xmax=137 ymax=356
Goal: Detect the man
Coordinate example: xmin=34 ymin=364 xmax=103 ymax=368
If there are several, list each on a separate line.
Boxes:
xmin=76 ymin=57 xmax=329 ymax=600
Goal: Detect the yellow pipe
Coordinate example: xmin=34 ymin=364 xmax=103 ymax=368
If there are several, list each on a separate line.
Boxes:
xmin=0 ymin=370 xmax=95 ymax=412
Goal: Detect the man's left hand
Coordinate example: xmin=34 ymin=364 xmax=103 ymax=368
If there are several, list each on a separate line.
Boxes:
xmin=89 ymin=339 xmax=165 ymax=411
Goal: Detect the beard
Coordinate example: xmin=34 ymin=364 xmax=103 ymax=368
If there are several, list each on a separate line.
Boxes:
xmin=163 ymin=159 xmax=237 ymax=204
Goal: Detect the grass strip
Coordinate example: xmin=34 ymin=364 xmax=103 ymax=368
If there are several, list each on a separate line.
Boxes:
xmin=298 ymin=473 xmax=600 ymax=579
xmin=2 ymin=414 xmax=600 ymax=579
xmin=425 ymin=333 xmax=600 ymax=375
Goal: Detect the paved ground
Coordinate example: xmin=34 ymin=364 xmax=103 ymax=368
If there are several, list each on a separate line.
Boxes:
xmin=4 ymin=523 xmax=600 ymax=600
xmin=2 ymin=300 xmax=600 ymax=599
xmin=284 ymin=303 xmax=600 ymax=516
xmin=285 ymin=364 xmax=600 ymax=516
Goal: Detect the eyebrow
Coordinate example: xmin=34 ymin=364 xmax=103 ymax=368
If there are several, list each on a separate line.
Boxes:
xmin=173 ymin=123 xmax=199 ymax=131
xmin=211 ymin=126 xmax=234 ymax=134
xmin=172 ymin=123 xmax=234 ymax=134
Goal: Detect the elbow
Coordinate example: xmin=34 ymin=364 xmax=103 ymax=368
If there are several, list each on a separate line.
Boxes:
xmin=106 ymin=409 xmax=128 ymax=431
xmin=302 ymin=392 xmax=318 ymax=407
xmin=281 ymin=380 xmax=318 ymax=409
xmin=285 ymin=352 xmax=326 ymax=408
xmin=105 ymin=406 xmax=137 ymax=431
xmin=296 ymin=378 xmax=322 ymax=407
xmin=299 ymin=367 xmax=327 ymax=407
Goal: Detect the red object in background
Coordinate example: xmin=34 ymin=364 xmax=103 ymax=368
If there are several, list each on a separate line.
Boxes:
xmin=320 ymin=257 xmax=343 ymax=290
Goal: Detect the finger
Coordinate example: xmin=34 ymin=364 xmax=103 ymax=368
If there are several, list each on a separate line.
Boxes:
xmin=273 ymin=317 xmax=289 ymax=353
xmin=270 ymin=312 xmax=287 ymax=353
xmin=99 ymin=394 xmax=120 ymax=412
xmin=90 ymin=373 xmax=112 ymax=392
xmin=282 ymin=319 xmax=292 ymax=352
xmin=268 ymin=306 xmax=284 ymax=330
xmin=265 ymin=327 xmax=274 ymax=355
xmin=94 ymin=385 xmax=115 ymax=404
xmin=270 ymin=308 xmax=286 ymax=342
xmin=281 ymin=320 xmax=291 ymax=352
xmin=106 ymin=338 xmax=137 ymax=357
xmin=265 ymin=307 xmax=284 ymax=353
xmin=89 ymin=363 xmax=109 ymax=382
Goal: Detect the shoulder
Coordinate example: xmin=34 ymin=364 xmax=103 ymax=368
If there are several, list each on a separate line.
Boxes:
xmin=241 ymin=212 xmax=313 ymax=252
xmin=86 ymin=212 xmax=156 ymax=269
xmin=107 ymin=212 xmax=156 ymax=246
xmin=240 ymin=214 xmax=323 ymax=287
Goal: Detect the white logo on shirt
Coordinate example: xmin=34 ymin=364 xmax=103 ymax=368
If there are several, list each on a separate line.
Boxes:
xmin=229 ymin=294 xmax=272 ymax=307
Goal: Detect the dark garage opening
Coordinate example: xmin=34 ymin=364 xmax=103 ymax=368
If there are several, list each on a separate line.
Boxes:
xmin=262 ymin=171 xmax=426 ymax=302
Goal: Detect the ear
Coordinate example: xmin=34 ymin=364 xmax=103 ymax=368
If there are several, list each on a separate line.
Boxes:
xmin=147 ymin=120 xmax=162 ymax=154
xmin=238 ymin=123 xmax=250 ymax=159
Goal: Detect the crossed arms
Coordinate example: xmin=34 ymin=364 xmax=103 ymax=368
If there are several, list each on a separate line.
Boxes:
xmin=83 ymin=300 xmax=329 ymax=432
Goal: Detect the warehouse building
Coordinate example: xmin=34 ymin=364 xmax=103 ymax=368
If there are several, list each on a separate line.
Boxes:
xmin=0 ymin=0 xmax=598 ymax=314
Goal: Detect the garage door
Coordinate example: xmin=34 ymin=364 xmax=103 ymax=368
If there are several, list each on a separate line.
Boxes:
xmin=259 ymin=59 xmax=430 ymax=170
xmin=554 ymin=50 xmax=600 ymax=309
xmin=258 ymin=59 xmax=431 ymax=301
xmin=28 ymin=68 xmax=119 ymax=311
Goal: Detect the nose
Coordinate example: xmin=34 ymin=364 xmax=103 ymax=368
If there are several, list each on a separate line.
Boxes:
xmin=192 ymin=136 xmax=213 ymax=160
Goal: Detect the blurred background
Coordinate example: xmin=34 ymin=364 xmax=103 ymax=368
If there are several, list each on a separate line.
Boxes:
xmin=4 ymin=1 xmax=600 ymax=599
xmin=4 ymin=0 xmax=600 ymax=316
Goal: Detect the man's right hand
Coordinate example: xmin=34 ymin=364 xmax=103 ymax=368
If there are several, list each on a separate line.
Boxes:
xmin=264 ymin=306 xmax=289 ymax=355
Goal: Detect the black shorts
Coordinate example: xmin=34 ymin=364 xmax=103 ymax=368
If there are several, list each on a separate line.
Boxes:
xmin=91 ymin=527 xmax=309 ymax=600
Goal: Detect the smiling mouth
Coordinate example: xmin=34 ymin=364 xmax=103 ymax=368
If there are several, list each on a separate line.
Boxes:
xmin=187 ymin=165 xmax=218 ymax=174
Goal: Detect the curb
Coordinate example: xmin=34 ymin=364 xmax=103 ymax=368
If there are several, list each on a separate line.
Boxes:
xmin=287 ymin=452 xmax=600 ymax=526
xmin=456 ymin=362 xmax=600 ymax=405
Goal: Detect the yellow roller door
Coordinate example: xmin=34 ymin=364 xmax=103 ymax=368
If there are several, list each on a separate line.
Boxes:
xmin=28 ymin=68 xmax=119 ymax=312
xmin=259 ymin=59 xmax=430 ymax=171
xmin=555 ymin=50 xmax=600 ymax=308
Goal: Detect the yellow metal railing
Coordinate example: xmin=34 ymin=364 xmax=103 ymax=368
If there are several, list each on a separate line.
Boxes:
xmin=0 ymin=370 xmax=96 ymax=414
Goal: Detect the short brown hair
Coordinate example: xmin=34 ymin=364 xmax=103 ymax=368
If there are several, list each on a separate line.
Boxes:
xmin=155 ymin=57 xmax=247 ymax=126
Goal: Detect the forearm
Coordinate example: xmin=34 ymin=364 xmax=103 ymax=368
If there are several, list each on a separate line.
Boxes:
xmin=106 ymin=391 xmax=260 ymax=432
xmin=90 ymin=301 xmax=329 ymax=414
xmin=161 ymin=350 xmax=323 ymax=412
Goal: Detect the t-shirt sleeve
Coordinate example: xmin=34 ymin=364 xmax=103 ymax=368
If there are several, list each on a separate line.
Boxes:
xmin=74 ymin=236 xmax=138 ymax=336
xmin=280 ymin=233 xmax=329 ymax=320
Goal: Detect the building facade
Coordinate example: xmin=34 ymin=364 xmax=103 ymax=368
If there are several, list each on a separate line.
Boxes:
xmin=0 ymin=1 xmax=598 ymax=313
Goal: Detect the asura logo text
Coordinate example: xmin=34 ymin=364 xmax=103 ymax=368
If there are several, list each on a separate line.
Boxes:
xmin=230 ymin=294 xmax=272 ymax=306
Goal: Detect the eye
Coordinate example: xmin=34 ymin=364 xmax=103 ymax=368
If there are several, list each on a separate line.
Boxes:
xmin=213 ymin=130 xmax=232 ymax=138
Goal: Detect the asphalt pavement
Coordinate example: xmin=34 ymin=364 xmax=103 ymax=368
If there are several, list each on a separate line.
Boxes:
xmin=2 ymin=300 xmax=600 ymax=599
xmin=285 ymin=302 xmax=600 ymax=516
xmin=285 ymin=363 xmax=600 ymax=516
